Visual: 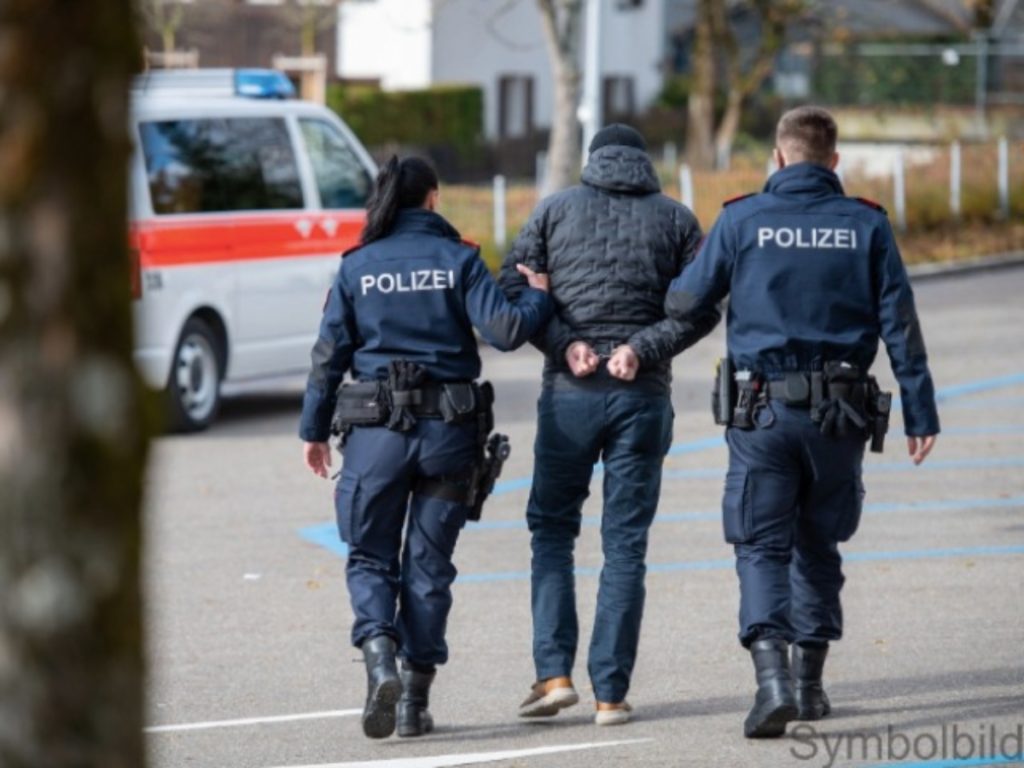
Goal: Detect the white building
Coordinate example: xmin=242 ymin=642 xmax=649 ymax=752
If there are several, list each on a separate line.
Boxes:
xmin=337 ymin=0 xmax=669 ymax=140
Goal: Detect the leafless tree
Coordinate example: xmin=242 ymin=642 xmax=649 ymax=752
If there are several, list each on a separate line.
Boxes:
xmin=0 ymin=2 xmax=150 ymax=766
xmin=537 ymin=0 xmax=584 ymax=195
xmin=283 ymin=0 xmax=343 ymax=57
xmin=687 ymin=0 xmax=806 ymax=170
xmin=140 ymin=0 xmax=189 ymax=53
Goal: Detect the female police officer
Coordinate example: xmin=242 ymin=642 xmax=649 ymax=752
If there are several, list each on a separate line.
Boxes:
xmin=299 ymin=156 xmax=551 ymax=740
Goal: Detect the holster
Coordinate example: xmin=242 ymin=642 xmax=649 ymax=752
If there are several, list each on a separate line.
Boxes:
xmin=709 ymin=360 xmax=763 ymax=430
xmin=413 ymin=382 xmax=503 ymax=522
xmin=868 ymin=380 xmax=892 ymax=453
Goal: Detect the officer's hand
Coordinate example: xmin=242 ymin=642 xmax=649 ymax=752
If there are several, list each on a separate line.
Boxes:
xmin=607 ymin=345 xmax=639 ymax=381
xmin=304 ymin=441 xmax=332 ymax=478
xmin=516 ymin=263 xmax=550 ymax=293
xmin=566 ymin=341 xmax=600 ymax=378
xmin=907 ymin=435 xmax=936 ymax=465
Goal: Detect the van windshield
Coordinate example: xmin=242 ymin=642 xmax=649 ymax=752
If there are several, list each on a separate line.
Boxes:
xmin=139 ymin=117 xmax=304 ymax=215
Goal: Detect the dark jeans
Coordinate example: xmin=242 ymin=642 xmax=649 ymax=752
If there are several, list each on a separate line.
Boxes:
xmin=724 ymin=401 xmax=866 ymax=648
xmin=527 ymin=386 xmax=673 ymax=703
xmin=335 ymin=419 xmax=478 ymax=667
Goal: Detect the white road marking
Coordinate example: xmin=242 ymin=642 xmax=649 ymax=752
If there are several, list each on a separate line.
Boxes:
xmin=265 ymin=739 xmax=651 ymax=768
xmin=146 ymin=709 xmax=362 ymax=733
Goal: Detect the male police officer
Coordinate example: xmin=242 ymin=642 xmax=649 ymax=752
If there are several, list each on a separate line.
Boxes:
xmin=664 ymin=106 xmax=939 ymax=738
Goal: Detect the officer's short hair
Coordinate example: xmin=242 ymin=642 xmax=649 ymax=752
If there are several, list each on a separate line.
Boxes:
xmin=776 ymin=106 xmax=837 ymax=166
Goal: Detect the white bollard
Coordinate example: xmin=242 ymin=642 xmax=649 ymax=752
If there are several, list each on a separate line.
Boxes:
xmin=535 ymin=151 xmax=547 ymax=197
xmin=893 ymin=149 xmax=907 ymax=232
xmin=998 ymin=136 xmax=1009 ymax=219
xmin=493 ymin=175 xmax=507 ymax=251
xmin=679 ymin=163 xmax=694 ymax=210
xmin=950 ymin=140 xmax=962 ymax=220
xmin=663 ymin=142 xmax=678 ymax=177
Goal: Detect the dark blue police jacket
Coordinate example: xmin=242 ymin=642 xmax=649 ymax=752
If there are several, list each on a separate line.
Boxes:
xmin=665 ymin=162 xmax=940 ymax=437
xmin=299 ymin=208 xmax=552 ymax=442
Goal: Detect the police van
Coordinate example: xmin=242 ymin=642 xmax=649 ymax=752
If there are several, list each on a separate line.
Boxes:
xmin=130 ymin=69 xmax=376 ymax=431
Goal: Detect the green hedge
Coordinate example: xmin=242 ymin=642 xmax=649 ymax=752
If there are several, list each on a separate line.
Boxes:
xmin=326 ymin=83 xmax=483 ymax=153
xmin=816 ymin=49 xmax=977 ymax=106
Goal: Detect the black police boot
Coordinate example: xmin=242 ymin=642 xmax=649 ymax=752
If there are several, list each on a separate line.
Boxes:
xmin=792 ymin=643 xmax=831 ymax=721
xmin=360 ymin=636 xmax=402 ymax=739
xmin=744 ymin=638 xmax=798 ymax=739
xmin=397 ymin=664 xmax=436 ymax=738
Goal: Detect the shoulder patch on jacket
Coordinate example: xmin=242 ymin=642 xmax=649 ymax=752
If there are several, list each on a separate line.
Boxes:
xmin=723 ymin=192 xmax=756 ymax=207
xmin=460 ymin=237 xmax=480 ymax=250
xmin=853 ymin=196 xmax=888 ymax=214
xmin=341 ymin=243 xmax=366 ymax=258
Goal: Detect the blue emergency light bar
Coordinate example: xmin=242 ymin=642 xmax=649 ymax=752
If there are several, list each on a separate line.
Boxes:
xmin=132 ymin=68 xmax=297 ymax=100
xmin=234 ymin=69 xmax=297 ymax=100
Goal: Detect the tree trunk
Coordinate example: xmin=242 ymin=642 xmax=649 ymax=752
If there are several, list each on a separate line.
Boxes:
xmin=686 ymin=0 xmax=716 ymax=170
xmin=162 ymin=23 xmax=176 ymax=54
xmin=0 ymin=3 xmax=149 ymax=767
xmin=301 ymin=5 xmax=317 ymax=57
xmin=537 ymin=0 xmax=583 ymax=196
xmin=714 ymin=88 xmax=744 ymax=170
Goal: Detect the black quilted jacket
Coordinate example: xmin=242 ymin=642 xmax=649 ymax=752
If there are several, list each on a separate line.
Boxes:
xmin=498 ymin=145 xmax=720 ymax=393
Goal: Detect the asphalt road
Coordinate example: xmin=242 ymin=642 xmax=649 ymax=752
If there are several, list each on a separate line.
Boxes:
xmin=144 ymin=266 xmax=1024 ymax=768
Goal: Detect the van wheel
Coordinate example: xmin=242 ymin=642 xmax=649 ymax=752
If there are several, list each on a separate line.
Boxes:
xmin=166 ymin=317 xmax=223 ymax=432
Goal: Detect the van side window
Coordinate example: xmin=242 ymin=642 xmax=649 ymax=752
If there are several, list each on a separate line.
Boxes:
xmin=139 ymin=118 xmax=303 ymax=214
xmin=299 ymin=119 xmax=371 ymax=209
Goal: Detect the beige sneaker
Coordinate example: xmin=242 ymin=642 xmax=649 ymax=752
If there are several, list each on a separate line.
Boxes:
xmin=518 ymin=676 xmax=579 ymax=718
xmin=595 ymin=701 xmax=633 ymax=726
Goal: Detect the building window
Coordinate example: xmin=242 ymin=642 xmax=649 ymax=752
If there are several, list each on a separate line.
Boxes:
xmin=616 ymin=0 xmax=644 ymax=9
xmin=602 ymin=76 xmax=636 ymax=119
xmin=498 ymin=75 xmax=534 ymax=139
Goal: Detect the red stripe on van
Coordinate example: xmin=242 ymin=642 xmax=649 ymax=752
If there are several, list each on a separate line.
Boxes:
xmin=133 ymin=212 xmax=364 ymax=268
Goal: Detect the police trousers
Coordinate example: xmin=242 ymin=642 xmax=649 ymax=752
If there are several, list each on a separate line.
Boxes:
xmin=724 ymin=401 xmax=866 ymax=648
xmin=334 ymin=419 xmax=478 ymax=667
xmin=527 ymin=386 xmax=673 ymax=703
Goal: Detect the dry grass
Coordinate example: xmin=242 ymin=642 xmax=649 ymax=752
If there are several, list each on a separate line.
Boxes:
xmin=439 ymin=141 xmax=1024 ymax=272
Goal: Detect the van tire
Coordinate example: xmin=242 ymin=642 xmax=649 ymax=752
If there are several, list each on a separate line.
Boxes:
xmin=166 ymin=317 xmax=224 ymax=432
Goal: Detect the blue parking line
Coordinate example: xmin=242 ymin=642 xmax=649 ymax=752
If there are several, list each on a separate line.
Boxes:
xmin=300 ymin=494 xmax=1024 ymax=560
xmin=299 ymin=525 xmax=349 ymax=560
xmin=662 ymin=455 xmax=1024 ymax=482
xmin=456 ymin=544 xmax=1024 ymax=584
xmin=872 ymin=754 xmax=1024 ymax=768
xmin=935 ymin=372 xmax=1024 ymax=402
xmin=491 ymin=371 xmax=1024 ymax=497
xmin=942 ymin=396 xmax=1024 ymax=410
xmin=300 ymin=371 xmax=1024 ymax=563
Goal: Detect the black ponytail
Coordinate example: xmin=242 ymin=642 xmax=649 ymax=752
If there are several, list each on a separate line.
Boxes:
xmin=360 ymin=155 xmax=439 ymax=244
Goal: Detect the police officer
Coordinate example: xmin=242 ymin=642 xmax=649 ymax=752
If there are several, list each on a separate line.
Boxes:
xmin=300 ymin=156 xmax=552 ymax=740
xmin=664 ymin=106 xmax=940 ymax=738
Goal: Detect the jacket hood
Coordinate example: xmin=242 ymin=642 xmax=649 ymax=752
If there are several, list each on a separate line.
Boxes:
xmin=581 ymin=145 xmax=660 ymax=195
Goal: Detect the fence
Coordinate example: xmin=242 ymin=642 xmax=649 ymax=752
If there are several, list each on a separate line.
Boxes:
xmin=438 ymin=139 xmax=1024 ymax=272
xmin=815 ymin=38 xmax=1024 ymax=123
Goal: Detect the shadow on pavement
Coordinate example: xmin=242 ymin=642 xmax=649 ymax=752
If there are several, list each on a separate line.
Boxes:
xmin=639 ymin=664 xmax=1023 ymax=729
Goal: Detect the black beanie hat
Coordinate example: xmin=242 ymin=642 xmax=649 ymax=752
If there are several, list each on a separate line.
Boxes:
xmin=588 ymin=123 xmax=647 ymax=154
